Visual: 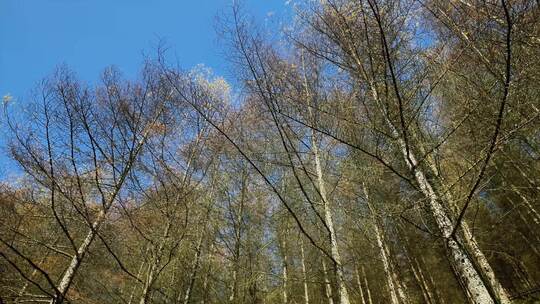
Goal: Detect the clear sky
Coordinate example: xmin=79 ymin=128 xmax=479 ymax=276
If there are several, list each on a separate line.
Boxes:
xmin=0 ymin=0 xmax=290 ymax=99
xmin=0 ymin=0 xmax=290 ymax=178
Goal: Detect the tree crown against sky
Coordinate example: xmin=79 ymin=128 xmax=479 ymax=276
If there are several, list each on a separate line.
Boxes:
xmin=1 ymin=0 xmax=539 ymax=303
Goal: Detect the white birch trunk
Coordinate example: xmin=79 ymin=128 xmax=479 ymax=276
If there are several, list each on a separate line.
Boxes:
xmin=282 ymin=249 xmax=289 ymax=304
xmin=350 ymin=54 xmax=501 ymax=303
xmin=460 ymin=223 xmax=512 ymax=304
xmin=300 ymin=238 xmax=310 ymax=304
xmin=421 ymin=257 xmax=445 ymax=304
xmin=140 ymin=220 xmax=173 ymax=304
xmin=229 ymin=267 xmax=237 ymax=303
xmin=322 ymin=259 xmax=335 ymax=304
xmin=362 ymin=267 xmax=373 ymax=304
xmin=416 ymin=266 xmax=437 ymax=304
xmin=44 ymin=110 xmax=156 ymax=303
xmin=128 ymin=246 xmax=150 ymax=304
xmin=364 ymin=184 xmax=400 ymax=304
xmin=51 ymin=209 xmax=106 ymax=303
xmin=373 ymin=87 xmax=495 ymax=303
xmin=183 ymin=234 xmax=204 ymax=304
xmin=201 ymin=242 xmax=213 ymax=304
xmin=420 ymin=133 xmax=511 ymax=304
xmin=355 ymin=266 xmax=366 ymax=304
xmin=401 ymin=146 xmax=494 ymax=304
xmin=410 ymin=263 xmax=433 ymax=304
xmin=399 ymin=225 xmax=434 ymax=304
xmin=139 ymin=262 xmax=157 ymax=304
xmin=303 ymin=59 xmax=350 ymax=304
xmin=383 ymin=236 xmax=408 ymax=304
xmin=312 ymin=129 xmax=351 ymax=304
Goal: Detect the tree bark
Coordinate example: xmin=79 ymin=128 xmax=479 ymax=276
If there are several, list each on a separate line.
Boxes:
xmin=402 ymin=149 xmax=495 ymax=304
xmin=312 ymin=128 xmax=350 ymax=304
xmin=364 ymin=184 xmax=401 ymax=304
xmin=128 ymin=246 xmax=150 ymax=304
xmin=183 ymin=234 xmax=204 ymax=304
xmin=140 ymin=220 xmax=174 ymax=304
xmin=300 ymin=238 xmax=309 ymax=304
xmin=347 ymin=38 xmax=507 ymax=301
xmin=322 ymin=258 xmax=334 ymax=304
xmin=281 ymin=243 xmax=289 ymax=304
xmin=379 ymin=87 xmax=499 ymax=303
xmin=362 ymin=267 xmax=373 ymax=304
xmin=355 ymin=265 xmax=366 ymax=304
xmin=51 ymin=209 xmax=106 ymax=303
xmin=201 ymin=242 xmax=214 ymax=304
xmin=419 ymin=132 xmax=512 ymax=304
xmin=229 ymin=266 xmax=238 ymax=303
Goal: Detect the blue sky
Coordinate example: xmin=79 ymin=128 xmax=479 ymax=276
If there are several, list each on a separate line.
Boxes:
xmin=0 ymin=0 xmax=290 ymax=99
xmin=0 ymin=0 xmax=290 ymax=178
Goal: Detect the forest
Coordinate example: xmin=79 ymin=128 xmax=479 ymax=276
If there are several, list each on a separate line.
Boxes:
xmin=0 ymin=0 xmax=539 ymax=303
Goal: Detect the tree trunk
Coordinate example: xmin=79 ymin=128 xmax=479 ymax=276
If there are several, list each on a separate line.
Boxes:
xmin=300 ymin=238 xmax=310 ymax=304
xmin=418 ymin=260 xmax=438 ymax=304
xmin=312 ymin=129 xmax=350 ymax=304
xmin=354 ymin=54 xmax=506 ymax=303
xmin=201 ymin=242 xmax=214 ymax=304
xmin=229 ymin=266 xmax=238 ymax=303
xmin=460 ymin=223 xmax=512 ymax=304
xmin=322 ymin=258 xmax=334 ymax=304
xmin=385 ymin=241 xmax=408 ymax=304
xmin=406 ymin=153 xmax=495 ymax=304
xmin=139 ymin=261 xmax=158 ymax=304
xmin=140 ymin=220 xmax=174 ymax=304
xmin=423 ymin=146 xmax=513 ymax=304
xmin=51 ymin=209 xmax=106 ymax=303
xmin=183 ymin=234 xmax=204 ymax=304
xmin=364 ymin=184 xmax=401 ymax=304
xmin=281 ymin=247 xmax=289 ymax=304
xmin=421 ymin=257 xmax=445 ymax=304
xmin=397 ymin=224 xmax=432 ymax=304
xmin=362 ymin=267 xmax=373 ymax=304
xmin=390 ymin=115 xmax=499 ymax=304
xmin=303 ymin=64 xmax=351 ymax=304
xmin=410 ymin=263 xmax=432 ymax=304
xmin=128 ymin=246 xmax=150 ymax=304
xmin=355 ymin=265 xmax=366 ymax=304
